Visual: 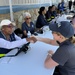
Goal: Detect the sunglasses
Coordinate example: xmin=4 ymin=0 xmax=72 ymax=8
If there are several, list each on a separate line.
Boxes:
xmin=4 ymin=25 xmax=15 ymax=28
xmin=26 ymin=17 xmax=31 ymax=20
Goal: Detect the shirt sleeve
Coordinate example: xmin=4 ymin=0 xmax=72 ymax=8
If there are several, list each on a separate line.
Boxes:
xmin=0 ymin=38 xmax=28 ymax=49
xmin=22 ymin=23 xmax=26 ymax=31
xmin=15 ymin=34 xmax=21 ymax=40
xmin=52 ymin=47 xmax=70 ymax=66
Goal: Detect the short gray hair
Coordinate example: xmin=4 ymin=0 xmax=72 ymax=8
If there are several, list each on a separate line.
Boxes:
xmin=23 ymin=12 xmax=31 ymax=19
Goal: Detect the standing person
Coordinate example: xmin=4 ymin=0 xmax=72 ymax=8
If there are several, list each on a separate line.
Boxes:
xmin=32 ymin=21 xmax=75 ymax=75
xmin=71 ymin=15 xmax=75 ymax=34
xmin=68 ymin=0 xmax=72 ymax=10
xmin=0 ymin=19 xmax=36 ymax=54
xmin=58 ymin=0 xmax=65 ymax=12
xmin=36 ymin=7 xmax=49 ymax=29
xmin=22 ymin=12 xmax=35 ymax=38
xmin=73 ymin=0 xmax=75 ymax=10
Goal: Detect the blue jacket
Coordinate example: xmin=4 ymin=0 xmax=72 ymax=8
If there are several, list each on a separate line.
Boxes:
xmin=58 ymin=2 xmax=64 ymax=11
xmin=0 ymin=32 xmax=16 ymax=54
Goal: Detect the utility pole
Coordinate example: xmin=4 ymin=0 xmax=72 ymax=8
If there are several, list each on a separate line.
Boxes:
xmin=9 ymin=0 xmax=14 ymax=21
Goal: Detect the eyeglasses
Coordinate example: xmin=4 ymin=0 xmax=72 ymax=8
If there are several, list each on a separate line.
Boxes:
xmin=26 ymin=17 xmax=31 ymax=20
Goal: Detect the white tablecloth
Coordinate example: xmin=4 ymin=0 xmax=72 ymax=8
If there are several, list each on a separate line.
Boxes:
xmin=51 ymin=14 xmax=73 ymax=23
xmin=0 ymin=31 xmax=58 ymax=75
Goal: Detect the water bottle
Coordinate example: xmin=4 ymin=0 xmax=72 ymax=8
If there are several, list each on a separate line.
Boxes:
xmin=27 ymin=31 xmax=31 ymax=38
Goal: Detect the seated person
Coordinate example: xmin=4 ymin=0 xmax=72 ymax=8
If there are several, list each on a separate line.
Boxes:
xmin=50 ymin=5 xmax=57 ymax=18
xmin=36 ymin=7 xmax=49 ymax=29
xmin=45 ymin=6 xmax=52 ymax=22
xmin=0 ymin=19 xmax=36 ymax=54
xmin=22 ymin=12 xmax=35 ymax=38
xmin=46 ymin=5 xmax=57 ymax=22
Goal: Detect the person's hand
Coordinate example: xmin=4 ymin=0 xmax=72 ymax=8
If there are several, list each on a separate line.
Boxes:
xmin=30 ymin=36 xmax=40 ymax=41
xmin=26 ymin=37 xmax=37 ymax=43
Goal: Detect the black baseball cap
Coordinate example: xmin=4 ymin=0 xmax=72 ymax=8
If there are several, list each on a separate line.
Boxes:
xmin=49 ymin=21 xmax=74 ymax=38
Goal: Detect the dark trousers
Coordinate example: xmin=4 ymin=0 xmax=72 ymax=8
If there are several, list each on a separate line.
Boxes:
xmin=69 ymin=5 xmax=72 ymax=10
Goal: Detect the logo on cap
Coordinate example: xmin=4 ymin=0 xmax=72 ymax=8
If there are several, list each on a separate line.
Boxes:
xmin=57 ymin=22 xmax=61 ymax=28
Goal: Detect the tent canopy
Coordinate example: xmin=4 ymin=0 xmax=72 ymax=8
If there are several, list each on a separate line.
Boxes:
xmin=0 ymin=3 xmax=50 ymax=14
